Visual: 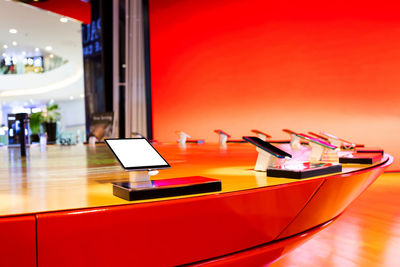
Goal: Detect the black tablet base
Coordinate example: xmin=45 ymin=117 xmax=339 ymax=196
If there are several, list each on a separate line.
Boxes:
xmin=267 ymin=163 xmax=342 ymax=179
xmin=113 ymin=176 xmax=221 ymax=201
xmin=339 ymin=153 xmax=382 ymax=164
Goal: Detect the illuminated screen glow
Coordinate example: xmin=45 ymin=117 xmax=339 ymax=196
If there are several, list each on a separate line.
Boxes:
xmin=105 ymin=139 xmax=170 ymax=170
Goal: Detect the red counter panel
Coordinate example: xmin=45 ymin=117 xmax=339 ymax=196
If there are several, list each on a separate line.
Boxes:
xmin=278 ymin=166 xmax=387 ymax=239
xmin=0 ymin=215 xmax=37 ymax=267
xmin=191 ymin=220 xmax=334 ymax=267
xmin=36 ymin=179 xmax=321 ymax=267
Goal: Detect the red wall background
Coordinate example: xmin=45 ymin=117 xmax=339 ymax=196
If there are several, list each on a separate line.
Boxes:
xmin=149 ymin=0 xmax=400 ymax=170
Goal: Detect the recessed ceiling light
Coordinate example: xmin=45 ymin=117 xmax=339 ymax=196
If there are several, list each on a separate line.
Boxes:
xmin=69 ymin=96 xmax=74 ymax=100
xmin=2 ymin=53 xmax=6 ymax=57
xmin=3 ymin=44 xmax=8 ymax=49
xmin=22 ymin=51 xmax=26 ymax=55
xmin=45 ymin=46 xmax=52 ymax=51
xmin=9 ymin=29 xmax=17 ymax=34
xmin=60 ymin=17 xmax=68 ymax=23
xmin=49 ymin=54 xmax=54 ymax=58
xmin=35 ymin=48 xmax=39 ymax=52
xmin=12 ymin=41 xmax=17 ymax=46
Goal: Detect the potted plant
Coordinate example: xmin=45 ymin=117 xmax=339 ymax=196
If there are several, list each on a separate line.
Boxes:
xmin=42 ymin=104 xmax=61 ymax=144
xmin=29 ymin=112 xmax=43 ymax=143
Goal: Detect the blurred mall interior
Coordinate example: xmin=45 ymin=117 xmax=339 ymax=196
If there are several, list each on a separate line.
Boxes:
xmin=0 ymin=0 xmax=86 ymax=145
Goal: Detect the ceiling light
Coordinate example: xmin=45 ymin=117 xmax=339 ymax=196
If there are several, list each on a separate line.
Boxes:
xmin=9 ymin=29 xmax=17 ymax=34
xmin=35 ymin=48 xmax=39 ymax=52
xmin=12 ymin=41 xmax=17 ymax=46
xmin=2 ymin=53 xmax=6 ymax=57
xmin=69 ymin=96 xmax=74 ymax=100
xmin=3 ymin=44 xmax=8 ymax=49
xmin=60 ymin=17 xmax=68 ymax=23
xmin=79 ymin=94 xmax=84 ymax=98
xmin=49 ymin=54 xmax=54 ymax=58
xmin=22 ymin=51 xmax=26 ymax=55
xmin=45 ymin=46 xmax=52 ymax=51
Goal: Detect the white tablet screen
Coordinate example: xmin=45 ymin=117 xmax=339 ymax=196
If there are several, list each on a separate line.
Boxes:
xmin=105 ymin=138 xmax=170 ymax=170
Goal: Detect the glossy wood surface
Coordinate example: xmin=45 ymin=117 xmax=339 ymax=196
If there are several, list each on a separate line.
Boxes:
xmin=0 ymin=143 xmax=388 ymax=217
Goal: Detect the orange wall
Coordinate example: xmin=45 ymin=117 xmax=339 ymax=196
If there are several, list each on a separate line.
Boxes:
xmin=149 ymin=0 xmax=400 ymax=170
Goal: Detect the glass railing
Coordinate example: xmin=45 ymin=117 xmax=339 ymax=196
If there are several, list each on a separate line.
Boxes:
xmin=0 ymin=53 xmax=67 ymax=75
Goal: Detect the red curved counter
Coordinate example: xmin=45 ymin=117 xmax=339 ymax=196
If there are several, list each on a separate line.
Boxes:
xmin=0 ymin=143 xmax=392 ymax=266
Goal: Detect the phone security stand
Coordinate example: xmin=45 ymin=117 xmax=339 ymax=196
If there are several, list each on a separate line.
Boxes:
xmin=256 ymin=133 xmax=268 ymax=141
xmin=309 ymin=142 xmax=325 ymax=162
xmin=296 ymin=134 xmax=338 ymax=162
xmin=254 ymin=147 xmax=286 ymax=171
xmin=243 ymin=136 xmax=292 ymax=172
xmin=216 ymin=132 xmax=229 ymax=145
xmin=325 ymin=136 xmax=341 ymax=148
xmin=290 ymin=134 xmax=301 ymax=150
xmin=251 ymin=130 xmax=271 ymax=142
xmin=176 ymin=131 xmax=191 ymax=145
xmin=255 ymin=147 xmax=274 ymax=171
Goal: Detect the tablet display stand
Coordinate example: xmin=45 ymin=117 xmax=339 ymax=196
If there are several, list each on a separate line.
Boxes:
xmin=105 ymin=138 xmax=222 ymax=201
xmin=128 ymin=170 xmax=159 ymax=182
xmin=115 ymin=169 xmax=222 ymax=201
xmin=131 ymin=132 xmax=144 ymax=138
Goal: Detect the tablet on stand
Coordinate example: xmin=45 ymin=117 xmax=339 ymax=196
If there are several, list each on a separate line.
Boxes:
xmin=105 ymin=138 xmax=221 ymax=201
